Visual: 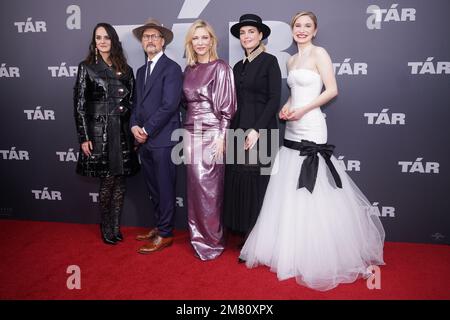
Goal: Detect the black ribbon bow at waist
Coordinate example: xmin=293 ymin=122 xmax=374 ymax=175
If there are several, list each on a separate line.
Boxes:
xmin=283 ymin=139 xmax=343 ymax=193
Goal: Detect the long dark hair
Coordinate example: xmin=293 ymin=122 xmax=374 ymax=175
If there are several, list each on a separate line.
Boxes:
xmin=85 ymin=22 xmax=128 ymax=74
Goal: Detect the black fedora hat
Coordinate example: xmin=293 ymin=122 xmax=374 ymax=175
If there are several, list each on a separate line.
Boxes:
xmin=230 ymin=14 xmax=271 ymax=40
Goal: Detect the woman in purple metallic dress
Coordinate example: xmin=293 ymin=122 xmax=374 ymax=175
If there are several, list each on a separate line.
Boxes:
xmin=182 ymin=20 xmax=237 ymax=260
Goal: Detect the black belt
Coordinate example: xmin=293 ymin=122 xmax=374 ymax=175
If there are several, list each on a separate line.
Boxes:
xmin=283 ymin=139 xmax=342 ymax=193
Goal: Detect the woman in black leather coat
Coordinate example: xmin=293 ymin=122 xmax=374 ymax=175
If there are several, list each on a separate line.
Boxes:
xmin=74 ymin=23 xmax=139 ymax=245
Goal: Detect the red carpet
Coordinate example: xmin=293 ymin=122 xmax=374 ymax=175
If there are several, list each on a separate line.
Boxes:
xmin=0 ymin=220 xmax=449 ymax=300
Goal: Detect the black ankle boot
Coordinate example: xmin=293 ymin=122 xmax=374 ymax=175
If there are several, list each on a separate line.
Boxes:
xmin=100 ymin=224 xmax=117 ymax=245
xmin=102 ymin=234 xmax=117 ymax=245
xmin=112 ymin=212 xmax=123 ymax=242
xmin=114 ymin=231 xmax=123 ymax=242
xmin=112 ymin=214 xmax=123 ymax=242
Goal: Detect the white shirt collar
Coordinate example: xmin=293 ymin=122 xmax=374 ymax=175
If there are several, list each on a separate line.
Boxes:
xmin=148 ymin=51 xmax=164 ymax=65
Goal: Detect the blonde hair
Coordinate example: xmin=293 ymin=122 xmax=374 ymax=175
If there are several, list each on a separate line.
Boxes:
xmin=290 ymin=11 xmax=318 ymax=29
xmin=185 ymin=19 xmax=219 ymax=66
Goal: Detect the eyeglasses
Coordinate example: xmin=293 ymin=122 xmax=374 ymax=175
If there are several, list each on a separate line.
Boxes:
xmin=142 ymin=34 xmax=163 ymax=41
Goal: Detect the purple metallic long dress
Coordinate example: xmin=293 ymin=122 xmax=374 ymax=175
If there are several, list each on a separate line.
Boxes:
xmin=183 ymin=59 xmax=237 ymax=260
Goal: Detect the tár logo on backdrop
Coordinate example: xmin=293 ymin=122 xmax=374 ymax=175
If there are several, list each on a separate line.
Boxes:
xmin=24 ymin=106 xmax=55 ymax=120
xmin=14 ymin=17 xmax=47 ymax=33
xmin=0 ymin=63 xmax=20 ymax=78
xmin=0 ymin=208 xmax=13 ymax=217
xmin=48 ymin=63 xmax=78 ymax=78
xmin=431 ymin=233 xmax=445 ymax=241
xmin=408 ymin=57 xmax=450 ymax=75
xmin=56 ymin=149 xmax=79 ymax=162
xmin=371 ymin=202 xmax=396 ymax=218
xmin=364 ymin=108 xmax=406 ymax=125
xmin=337 ymin=156 xmax=361 ymax=172
xmin=0 ymin=147 xmax=30 ymax=160
xmin=366 ymin=4 xmax=416 ymax=30
xmin=176 ymin=197 xmax=184 ymax=208
xmin=89 ymin=193 xmax=99 ymax=203
xmin=32 ymin=187 xmax=62 ymax=200
xmin=398 ymin=158 xmax=439 ymax=174
xmin=333 ymin=59 xmax=367 ymax=76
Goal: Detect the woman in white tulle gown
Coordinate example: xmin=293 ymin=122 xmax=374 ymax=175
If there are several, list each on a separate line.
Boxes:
xmin=239 ymin=11 xmax=385 ymax=291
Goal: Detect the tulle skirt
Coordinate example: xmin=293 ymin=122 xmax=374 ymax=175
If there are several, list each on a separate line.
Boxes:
xmin=239 ymin=146 xmax=385 ymax=291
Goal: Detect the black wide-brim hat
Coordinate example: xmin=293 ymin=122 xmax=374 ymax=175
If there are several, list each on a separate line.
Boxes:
xmin=230 ymin=13 xmax=271 ymax=40
xmin=132 ymin=17 xmax=173 ymax=45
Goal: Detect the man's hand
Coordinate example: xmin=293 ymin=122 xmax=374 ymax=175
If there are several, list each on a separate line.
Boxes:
xmin=131 ymin=126 xmax=148 ymax=144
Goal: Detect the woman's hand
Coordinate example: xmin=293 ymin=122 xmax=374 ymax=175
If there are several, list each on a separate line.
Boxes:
xmin=279 ymin=105 xmax=290 ymax=120
xmin=81 ymin=141 xmax=93 ymax=156
xmin=211 ymin=137 xmax=225 ymax=162
xmin=286 ymin=108 xmax=306 ymax=121
xmin=245 ymin=129 xmax=259 ymax=150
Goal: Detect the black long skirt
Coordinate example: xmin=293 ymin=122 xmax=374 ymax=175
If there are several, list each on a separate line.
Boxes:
xmin=223 ymin=163 xmax=270 ymax=234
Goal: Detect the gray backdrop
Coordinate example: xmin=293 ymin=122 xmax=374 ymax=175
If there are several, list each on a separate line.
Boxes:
xmin=1 ymin=0 xmax=449 ymax=244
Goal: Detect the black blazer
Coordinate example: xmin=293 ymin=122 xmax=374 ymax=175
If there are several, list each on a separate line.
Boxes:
xmin=231 ymin=51 xmax=282 ymax=131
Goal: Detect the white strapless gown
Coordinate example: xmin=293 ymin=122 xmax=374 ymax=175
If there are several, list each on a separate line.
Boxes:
xmin=239 ymin=69 xmax=385 ymax=291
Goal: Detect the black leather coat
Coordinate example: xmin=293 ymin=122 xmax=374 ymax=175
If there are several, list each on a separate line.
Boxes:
xmin=74 ymin=60 xmax=139 ymax=178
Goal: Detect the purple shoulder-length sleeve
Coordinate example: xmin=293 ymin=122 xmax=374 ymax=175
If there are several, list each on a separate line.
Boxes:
xmin=212 ymin=60 xmax=237 ymax=138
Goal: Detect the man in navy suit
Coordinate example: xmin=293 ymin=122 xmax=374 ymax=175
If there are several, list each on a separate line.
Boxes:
xmin=131 ymin=18 xmax=183 ymax=253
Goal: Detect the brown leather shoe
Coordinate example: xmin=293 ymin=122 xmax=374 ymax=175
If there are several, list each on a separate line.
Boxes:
xmin=136 ymin=228 xmax=159 ymax=241
xmin=138 ymin=235 xmax=173 ymax=254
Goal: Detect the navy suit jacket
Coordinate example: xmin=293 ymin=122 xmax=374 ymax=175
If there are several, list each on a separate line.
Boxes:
xmin=131 ymin=53 xmax=183 ymax=148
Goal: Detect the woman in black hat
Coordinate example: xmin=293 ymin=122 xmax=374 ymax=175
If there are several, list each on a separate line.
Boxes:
xmin=223 ymin=14 xmax=282 ymax=253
